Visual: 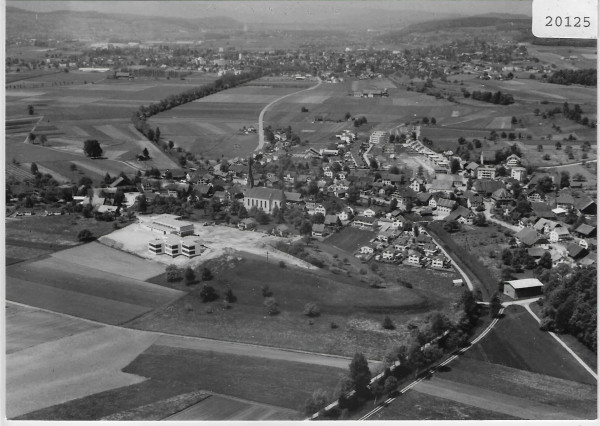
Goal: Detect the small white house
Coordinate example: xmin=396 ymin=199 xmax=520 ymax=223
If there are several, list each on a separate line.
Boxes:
xmin=359 ymin=245 xmax=374 ymax=254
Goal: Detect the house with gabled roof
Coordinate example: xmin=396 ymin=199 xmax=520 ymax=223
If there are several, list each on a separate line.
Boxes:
xmin=574 ymin=223 xmax=596 ymax=238
xmin=436 ymin=198 xmax=457 ymax=215
xmin=555 ymin=190 xmax=575 ymax=210
xmin=514 ymin=227 xmax=547 ymax=247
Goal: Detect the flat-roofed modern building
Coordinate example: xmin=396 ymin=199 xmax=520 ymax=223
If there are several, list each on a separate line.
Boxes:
xmin=503 ymin=278 xmax=544 ymax=299
xmin=142 ymin=214 xmax=195 ymax=236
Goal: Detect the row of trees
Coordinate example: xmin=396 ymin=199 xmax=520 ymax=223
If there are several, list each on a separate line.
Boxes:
xmin=131 ymin=69 xmax=263 ymax=141
xmin=464 ymin=89 xmax=515 ymax=105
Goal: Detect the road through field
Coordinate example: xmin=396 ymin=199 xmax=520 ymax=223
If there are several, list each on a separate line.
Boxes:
xmin=256 ymin=78 xmax=322 ymax=152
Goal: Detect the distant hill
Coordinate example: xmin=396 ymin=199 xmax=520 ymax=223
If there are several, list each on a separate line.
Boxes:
xmin=379 ymin=13 xmax=531 ymax=40
xmin=6 ymin=6 xmax=242 ymax=42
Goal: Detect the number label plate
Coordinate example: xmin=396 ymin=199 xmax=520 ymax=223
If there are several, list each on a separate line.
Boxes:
xmin=532 ymin=0 xmax=597 ymax=39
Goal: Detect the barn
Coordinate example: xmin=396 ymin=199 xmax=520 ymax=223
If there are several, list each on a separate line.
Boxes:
xmin=503 ymin=278 xmax=544 ymax=299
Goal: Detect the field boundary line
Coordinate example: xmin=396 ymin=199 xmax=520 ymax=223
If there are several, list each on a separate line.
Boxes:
xmin=5 ymin=300 xmax=379 ymax=368
xmin=521 ymin=303 xmax=597 ymax=380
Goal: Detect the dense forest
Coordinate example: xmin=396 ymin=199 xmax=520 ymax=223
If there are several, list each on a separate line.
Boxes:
xmin=538 ymin=265 xmax=597 ymax=352
xmin=548 ymin=69 xmax=597 ymax=87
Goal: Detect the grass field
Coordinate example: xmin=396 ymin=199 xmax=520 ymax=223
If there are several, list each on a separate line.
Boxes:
xmin=122 ymin=344 xmax=343 ymax=412
xmin=6 ymin=303 xmax=101 ymax=354
xmin=360 ymin=305 xmax=597 ymax=420
xmin=128 ymin=256 xmax=432 ymax=359
xmin=6 ymin=254 xmax=184 ymax=325
xmin=325 ymin=227 xmax=375 ymax=253
xmin=7 ymin=325 xmax=157 ymax=419
xmin=5 ymin=215 xmax=123 ymax=263
xmin=166 ymin=394 xmax=298 ymax=421
xmin=465 ymin=305 xmax=596 ymax=385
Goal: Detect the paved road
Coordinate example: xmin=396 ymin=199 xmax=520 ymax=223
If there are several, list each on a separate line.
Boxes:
xmin=256 ymin=78 xmax=322 ymax=152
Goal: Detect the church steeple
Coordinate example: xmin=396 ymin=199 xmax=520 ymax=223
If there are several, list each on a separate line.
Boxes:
xmin=248 ymin=157 xmax=254 ymax=188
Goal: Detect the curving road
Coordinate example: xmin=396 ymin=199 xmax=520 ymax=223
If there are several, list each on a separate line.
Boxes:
xmin=255 ymin=78 xmax=322 ymax=152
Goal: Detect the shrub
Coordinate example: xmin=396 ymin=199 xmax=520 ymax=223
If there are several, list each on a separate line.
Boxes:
xmin=184 ymin=302 xmax=193 ymax=312
xmin=382 ymin=316 xmax=395 ymax=330
xmin=205 ymin=306 xmax=213 ymax=314
xmin=278 ymin=260 xmax=286 ymax=268
xmin=304 ymin=302 xmax=320 ymax=317
xmin=264 ymin=297 xmax=280 ymax=315
xmin=330 ymin=321 xmax=339 ymax=329
xmin=359 ymin=268 xmax=367 ymax=275
xmin=166 ymin=265 xmax=183 ymax=282
xmin=199 ymin=284 xmax=219 ymax=302
xmin=261 ymin=284 xmax=273 ymax=297
xmin=77 ymin=229 xmax=94 ymax=242
xmin=224 ymin=288 xmax=237 ymax=303
xmin=201 ymin=267 xmax=213 ymax=281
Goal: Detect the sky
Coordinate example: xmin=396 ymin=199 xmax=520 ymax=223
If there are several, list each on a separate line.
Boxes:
xmin=8 ymin=1 xmax=533 ymax=23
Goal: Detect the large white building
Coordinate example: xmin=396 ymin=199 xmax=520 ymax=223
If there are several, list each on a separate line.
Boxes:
xmin=141 ymin=214 xmax=195 ymax=236
xmin=148 ymin=234 xmax=203 ymax=258
xmin=243 ymin=187 xmax=285 ymax=214
xmin=369 ymin=131 xmax=389 ymax=145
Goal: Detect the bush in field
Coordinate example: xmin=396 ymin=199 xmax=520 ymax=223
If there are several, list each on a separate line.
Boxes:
xmin=224 ymin=288 xmax=237 ymax=303
xmin=303 ymin=302 xmax=320 ymax=317
xmin=261 ymin=284 xmax=273 ymax=297
xmin=201 ymin=267 xmax=213 ymax=281
xmin=184 ymin=267 xmax=196 ymax=285
xmin=303 ymin=389 xmax=330 ymax=417
xmin=166 ymin=265 xmax=183 ymax=282
xmin=264 ymin=297 xmax=280 ymax=315
xmin=382 ymin=316 xmax=395 ymax=330
xmin=199 ymin=284 xmax=218 ymax=302
xmin=77 ymin=229 xmax=94 ymax=242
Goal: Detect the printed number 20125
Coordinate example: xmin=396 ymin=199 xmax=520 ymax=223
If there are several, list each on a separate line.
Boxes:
xmin=545 ymin=16 xmax=591 ymax=27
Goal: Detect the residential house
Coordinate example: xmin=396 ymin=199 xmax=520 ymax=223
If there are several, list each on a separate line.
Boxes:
xmin=407 ymin=250 xmax=422 ymax=265
xmin=473 ymin=180 xmax=505 ymax=196
xmin=359 ymin=245 xmax=374 ymax=255
xmin=431 ymin=255 xmax=446 ymax=269
xmin=491 ymin=188 xmax=513 ymax=207
xmin=511 ymin=167 xmax=527 ymax=182
xmin=549 ymin=227 xmax=571 ymax=243
xmin=446 ymin=206 xmax=475 ymax=224
xmin=574 ymin=223 xmax=596 ymax=238
xmin=480 ymin=150 xmax=496 ymax=165
xmin=312 ymin=223 xmax=326 ymax=237
xmin=527 ymin=188 xmax=546 ymax=203
xmin=505 ymin=154 xmax=521 ymax=167
xmin=555 ymin=190 xmax=575 ymax=210
xmin=410 ymin=178 xmax=426 ymax=193
xmin=353 ymin=216 xmax=377 ymax=228
xmin=477 ymin=166 xmax=496 ymax=180
xmin=466 ymin=192 xmax=484 ymax=210
xmin=514 ymin=227 xmax=547 ymax=247
xmin=430 ymin=179 xmax=454 ymax=195
xmin=436 ymin=198 xmax=457 ymax=215
xmin=362 ymin=208 xmax=376 ymax=218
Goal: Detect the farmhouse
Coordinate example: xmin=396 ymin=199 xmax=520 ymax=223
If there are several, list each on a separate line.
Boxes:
xmin=503 ymin=278 xmax=544 ymax=299
xmin=243 ymin=187 xmax=285 ymax=214
xmin=142 ymin=214 xmax=195 ymax=237
xmin=514 ymin=227 xmax=547 ymax=247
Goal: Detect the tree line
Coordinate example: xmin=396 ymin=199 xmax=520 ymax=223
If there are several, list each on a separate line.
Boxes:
xmin=131 ymin=69 xmax=264 ymax=142
xmin=464 ymin=89 xmax=515 ymax=105
xmin=548 ymin=68 xmax=596 ymax=87
xmin=538 ymin=265 xmax=596 ymax=352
